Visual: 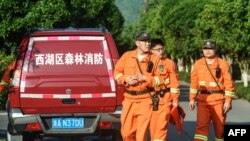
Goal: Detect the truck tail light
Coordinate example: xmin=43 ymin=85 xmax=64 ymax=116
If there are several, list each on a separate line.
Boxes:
xmin=25 ymin=123 xmax=42 ymax=131
xmin=98 ymin=121 xmax=112 ymax=129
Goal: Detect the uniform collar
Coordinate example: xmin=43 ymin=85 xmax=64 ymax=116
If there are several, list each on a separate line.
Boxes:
xmin=203 ymin=57 xmax=219 ymax=66
xmin=131 ymin=49 xmax=151 ymax=62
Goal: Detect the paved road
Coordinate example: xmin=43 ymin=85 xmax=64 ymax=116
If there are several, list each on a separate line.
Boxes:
xmin=1 ymin=82 xmax=250 ymax=141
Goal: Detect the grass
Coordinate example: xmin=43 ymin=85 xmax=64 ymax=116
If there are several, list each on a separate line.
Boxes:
xmin=235 ymin=82 xmax=250 ymax=102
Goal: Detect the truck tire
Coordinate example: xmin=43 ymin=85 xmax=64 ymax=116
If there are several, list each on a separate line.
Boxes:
xmin=111 ymin=129 xmax=122 ymax=141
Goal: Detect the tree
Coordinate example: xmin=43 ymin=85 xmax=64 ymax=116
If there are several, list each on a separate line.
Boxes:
xmin=194 ymin=0 xmax=250 ymax=87
xmin=161 ymin=0 xmax=207 ymax=72
xmin=131 ymin=0 xmax=208 ymax=72
xmin=0 ymin=0 xmax=124 ymax=48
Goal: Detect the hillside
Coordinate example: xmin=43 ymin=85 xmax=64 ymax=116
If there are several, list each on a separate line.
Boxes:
xmin=115 ymin=0 xmax=144 ymax=25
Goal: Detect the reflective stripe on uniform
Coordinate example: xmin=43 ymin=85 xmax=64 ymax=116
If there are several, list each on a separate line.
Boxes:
xmin=151 ymin=139 xmax=164 ymax=141
xmin=164 ymin=78 xmax=170 ymax=84
xmin=154 ymin=76 xmax=160 ymax=87
xmin=209 ymin=82 xmax=218 ymax=87
xmin=199 ymin=81 xmax=205 ymax=86
xmin=225 ymin=91 xmax=235 ymax=97
xmin=170 ymin=88 xmax=180 ymax=93
xmin=190 ymin=88 xmax=198 ymax=94
xmin=194 ymin=134 xmax=208 ymax=141
xmin=215 ymin=137 xmax=224 ymax=141
xmin=115 ymin=73 xmax=123 ymax=80
xmin=0 ymin=81 xmax=9 ymax=87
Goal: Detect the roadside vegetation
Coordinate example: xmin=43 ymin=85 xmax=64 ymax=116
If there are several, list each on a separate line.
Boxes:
xmin=235 ymin=82 xmax=250 ymax=102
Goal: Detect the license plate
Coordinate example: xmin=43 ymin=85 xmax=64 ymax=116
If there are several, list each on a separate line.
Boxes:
xmin=52 ymin=118 xmax=84 ymax=129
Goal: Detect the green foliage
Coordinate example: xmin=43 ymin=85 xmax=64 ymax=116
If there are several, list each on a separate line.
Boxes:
xmin=178 ymin=71 xmax=190 ymax=83
xmin=0 ymin=52 xmax=15 ymax=78
xmin=161 ymin=0 xmax=207 ymax=61
xmin=0 ymin=0 xmax=124 ymax=58
xmin=115 ymin=25 xmax=136 ymax=55
xmin=193 ymin=0 xmax=250 ymax=84
xmin=25 ymin=0 xmax=70 ymax=28
xmin=235 ymin=82 xmax=250 ymax=102
xmin=131 ymin=0 xmax=208 ymax=62
xmin=194 ymin=0 xmax=250 ymax=60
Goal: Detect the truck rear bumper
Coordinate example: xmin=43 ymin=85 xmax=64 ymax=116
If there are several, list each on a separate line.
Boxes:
xmin=8 ymin=107 xmax=122 ymax=134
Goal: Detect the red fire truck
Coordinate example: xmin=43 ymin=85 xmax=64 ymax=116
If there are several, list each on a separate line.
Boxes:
xmin=7 ymin=28 xmax=124 ymax=141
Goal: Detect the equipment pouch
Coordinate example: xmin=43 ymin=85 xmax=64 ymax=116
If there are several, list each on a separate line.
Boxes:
xmin=216 ymin=66 xmax=221 ymax=78
xmin=152 ymin=94 xmax=159 ymax=111
xmin=147 ymin=61 xmax=153 ymax=73
xmin=158 ymin=90 xmax=165 ymax=97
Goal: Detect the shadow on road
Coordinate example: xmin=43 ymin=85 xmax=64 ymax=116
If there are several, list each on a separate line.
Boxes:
xmin=168 ymin=120 xmax=217 ymax=141
xmin=179 ymin=83 xmax=190 ymax=102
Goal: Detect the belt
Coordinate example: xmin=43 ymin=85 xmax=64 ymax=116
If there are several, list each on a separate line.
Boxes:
xmin=156 ymin=88 xmax=170 ymax=94
xmin=199 ymin=90 xmax=224 ymax=94
xmin=156 ymin=88 xmax=170 ymax=97
xmin=125 ymin=88 xmax=154 ymax=95
xmin=162 ymin=88 xmax=170 ymax=93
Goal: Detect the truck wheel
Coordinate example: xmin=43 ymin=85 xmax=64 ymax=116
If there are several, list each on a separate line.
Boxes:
xmin=23 ymin=134 xmax=38 ymax=141
xmin=111 ymin=129 xmax=122 ymax=141
xmin=61 ymin=137 xmax=73 ymax=141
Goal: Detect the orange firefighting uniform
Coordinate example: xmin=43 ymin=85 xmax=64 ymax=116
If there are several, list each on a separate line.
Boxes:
xmin=190 ymin=57 xmax=235 ymax=141
xmin=149 ymin=57 xmax=180 ymax=141
xmin=114 ymin=49 xmax=160 ymax=141
xmin=0 ymin=61 xmax=16 ymax=92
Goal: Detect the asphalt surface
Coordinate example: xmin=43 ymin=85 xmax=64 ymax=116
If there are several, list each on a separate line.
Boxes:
xmin=1 ymin=82 xmax=250 ymax=141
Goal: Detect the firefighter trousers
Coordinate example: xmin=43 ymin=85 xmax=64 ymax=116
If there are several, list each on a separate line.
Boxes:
xmin=194 ymin=102 xmax=225 ymax=141
xmin=120 ymin=97 xmax=152 ymax=141
xmin=150 ymin=102 xmax=171 ymax=141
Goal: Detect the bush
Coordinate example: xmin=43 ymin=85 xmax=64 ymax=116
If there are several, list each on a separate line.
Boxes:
xmin=0 ymin=52 xmax=15 ymax=78
xmin=178 ymin=71 xmax=190 ymax=83
xmin=235 ymin=82 xmax=250 ymax=102
xmin=0 ymin=52 xmax=15 ymax=109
